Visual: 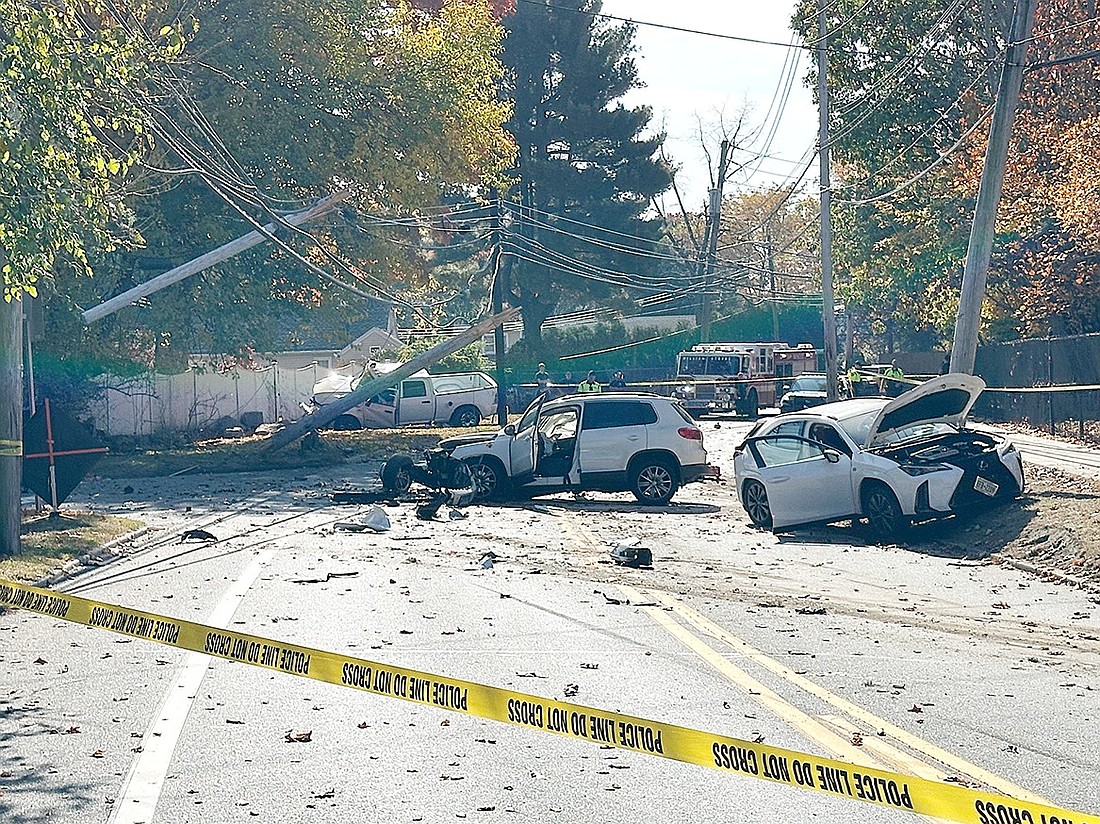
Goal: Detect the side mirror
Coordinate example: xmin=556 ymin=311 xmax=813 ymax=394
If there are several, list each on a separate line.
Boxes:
xmin=504 ymin=424 xmax=516 ymax=436
xmin=823 ymin=448 xmax=841 ymax=464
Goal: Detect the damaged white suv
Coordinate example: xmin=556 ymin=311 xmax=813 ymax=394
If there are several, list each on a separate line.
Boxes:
xmin=438 ymin=393 xmax=720 ymax=504
xmin=732 ymin=373 xmax=1024 ymax=536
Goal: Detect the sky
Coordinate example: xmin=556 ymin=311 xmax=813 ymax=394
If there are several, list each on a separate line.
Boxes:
xmin=598 ymin=0 xmax=819 ymax=211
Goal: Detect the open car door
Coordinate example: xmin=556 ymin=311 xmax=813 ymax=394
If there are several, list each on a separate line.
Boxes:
xmin=507 ymin=393 xmax=548 ymax=481
xmin=745 ymin=435 xmax=856 ymax=528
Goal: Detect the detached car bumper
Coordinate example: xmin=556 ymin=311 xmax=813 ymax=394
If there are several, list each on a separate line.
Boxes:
xmin=682 ymin=464 xmax=721 ymax=484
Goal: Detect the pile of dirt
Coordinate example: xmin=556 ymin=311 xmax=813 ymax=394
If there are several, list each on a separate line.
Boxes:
xmin=903 ymin=464 xmax=1100 ymax=589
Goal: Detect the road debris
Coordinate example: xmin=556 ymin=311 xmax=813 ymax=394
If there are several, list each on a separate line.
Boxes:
xmin=179 ymin=529 xmax=217 ymax=543
xmin=284 ymin=730 xmax=313 ymax=743
xmin=610 ymin=540 xmax=653 ymax=568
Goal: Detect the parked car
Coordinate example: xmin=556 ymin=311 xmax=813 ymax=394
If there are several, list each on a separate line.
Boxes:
xmin=434 ymin=393 xmax=720 ymax=504
xmin=732 ymin=374 xmax=1024 ymax=536
xmin=310 ymin=367 xmax=498 ymax=429
xmin=778 ymin=373 xmax=829 ymax=413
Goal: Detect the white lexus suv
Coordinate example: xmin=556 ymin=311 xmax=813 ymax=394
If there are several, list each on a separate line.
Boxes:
xmin=437 ymin=393 xmax=720 ymax=504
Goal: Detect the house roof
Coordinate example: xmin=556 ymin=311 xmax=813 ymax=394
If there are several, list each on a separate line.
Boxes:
xmin=275 ymin=303 xmax=395 ymax=353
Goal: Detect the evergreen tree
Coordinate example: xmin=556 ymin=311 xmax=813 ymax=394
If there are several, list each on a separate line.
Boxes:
xmin=501 ymin=0 xmax=672 ymax=346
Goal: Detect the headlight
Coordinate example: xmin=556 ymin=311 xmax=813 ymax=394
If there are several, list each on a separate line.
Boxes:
xmin=677 ymin=385 xmax=695 ymax=396
xmin=899 ymin=463 xmax=951 ymax=476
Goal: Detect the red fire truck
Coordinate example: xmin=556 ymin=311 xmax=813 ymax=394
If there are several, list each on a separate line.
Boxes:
xmin=673 ymin=342 xmax=818 ymax=418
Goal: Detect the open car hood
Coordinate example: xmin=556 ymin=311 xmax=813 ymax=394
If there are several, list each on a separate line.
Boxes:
xmin=865 ymin=373 xmax=986 ymax=447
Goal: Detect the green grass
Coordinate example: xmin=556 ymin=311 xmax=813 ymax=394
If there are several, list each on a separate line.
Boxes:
xmin=0 ymin=513 xmax=143 ymax=583
xmin=96 ymin=425 xmax=492 ymax=479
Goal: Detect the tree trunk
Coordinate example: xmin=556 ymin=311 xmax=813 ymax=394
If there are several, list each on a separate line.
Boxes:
xmin=0 ymin=284 xmax=23 ymax=557
xmin=519 ymin=293 xmax=552 ymax=352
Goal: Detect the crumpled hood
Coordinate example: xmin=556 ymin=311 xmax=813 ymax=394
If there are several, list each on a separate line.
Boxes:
xmin=866 ymin=373 xmax=985 ymax=447
xmin=439 ymin=431 xmax=498 ymax=451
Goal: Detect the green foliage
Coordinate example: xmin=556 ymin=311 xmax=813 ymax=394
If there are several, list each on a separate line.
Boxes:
xmin=385 ymin=336 xmax=493 ymax=373
xmin=0 ymin=1 xmax=168 ymax=298
xmin=501 ymin=0 xmax=672 ymax=343
xmin=505 ymin=304 xmax=823 ymax=378
xmin=794 ymin=0 xmax=1100 ymax=351
xmin=51 ymin=0 xmax=515 ymax=372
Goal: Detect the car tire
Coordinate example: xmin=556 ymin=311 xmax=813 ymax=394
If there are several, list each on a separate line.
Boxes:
xmin=742 ymin=479 xmax=773 ymax=528
xmin=630 ymin=457 xmax=679 ymax=505
xmin=463 ymin=457 xmax=509 ymax=502
xmin=861 ymin=482 xmax=906 ymax=538
xmin=450 ymin=405 xmax=481 ymax=428
xmin=328 ymin=414 xmax=361 ymax=431
xmin=380 ymin=454 xmax=414 ymax=493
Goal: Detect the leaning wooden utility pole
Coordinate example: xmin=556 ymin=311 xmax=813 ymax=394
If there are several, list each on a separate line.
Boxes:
xmin=950 ymin=0 xmax=1038 ymax=374
xmin=817 ymin=0 xmax=840 ymax=401
xmin=0 ymin=285 xmax=22 ymax=557
xmin=700 ymin=139 xmax=731 ymax=344
xmin=81 ymin=190 xmax=351 ymax=324
xmin=489 ymin=194 xmax=508 ymax=426
xmin=265 ymin=307 xmax=521 ymax=451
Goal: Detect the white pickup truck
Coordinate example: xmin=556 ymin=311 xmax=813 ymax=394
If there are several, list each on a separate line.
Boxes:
xmin=310 ymin=366 xmax=499 ymax=429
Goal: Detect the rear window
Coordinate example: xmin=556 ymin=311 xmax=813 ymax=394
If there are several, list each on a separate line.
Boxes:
xmin=582 ymin=400 xmax=658 ymax=430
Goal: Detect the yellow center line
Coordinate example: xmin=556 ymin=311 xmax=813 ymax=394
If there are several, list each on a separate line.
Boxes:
xmin=633 ymin=585 xmax=1049 ymax=806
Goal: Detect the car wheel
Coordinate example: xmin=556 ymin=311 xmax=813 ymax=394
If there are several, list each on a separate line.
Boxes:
xmin=450 ymin=406 xmax=481 ymax=427
xmin=630 ymin=458 xmax=679 ymax=505
xmin=742 ymin=479 xmax=773 ymax=528
xmin=463 ymin=458 xmax=508 ymax=501
xmin=862 ymin=482 xmax=906 ymax=538
xmin=328 ymin=414 xmax=361 ymax=431
xmin=380 ymin=454 xmax=414 ymax=493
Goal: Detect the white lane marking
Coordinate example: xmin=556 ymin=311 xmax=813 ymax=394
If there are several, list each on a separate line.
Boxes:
xmin=108 ymin=550 xmax=273 ymax=824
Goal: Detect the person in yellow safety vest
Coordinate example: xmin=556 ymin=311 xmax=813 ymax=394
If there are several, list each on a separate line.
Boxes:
xmin=882 ymin=359 xmax=904 ymax=395
xmin=846 ymin=364 xmax=862 ymax=397
xmin=577 ymin=371 xmax=602 ymax=393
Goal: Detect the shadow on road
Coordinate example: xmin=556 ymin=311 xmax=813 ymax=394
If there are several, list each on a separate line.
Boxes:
xmin=774 ymin=498 xmax=1036 ymax=561
xmin=519 ymin=499 xmax=722 ymax=516
xmin=0 ymin=704 xmax=101 ymax=823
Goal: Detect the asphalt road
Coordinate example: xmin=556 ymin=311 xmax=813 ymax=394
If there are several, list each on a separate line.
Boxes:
xmin=2 ymin=423 xmax=1099 ymax=824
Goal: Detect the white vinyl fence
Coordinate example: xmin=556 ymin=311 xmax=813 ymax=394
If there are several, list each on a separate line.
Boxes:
xmin=88 ymin=363 xmax=327 ymax=437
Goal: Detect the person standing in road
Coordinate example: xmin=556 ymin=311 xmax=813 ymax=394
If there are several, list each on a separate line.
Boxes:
xmin=535 ymin=362 xmax=551 ymax=391
xmin=846 ymin=364 xmax=862 ymax=397
xmin=608 ymin=371 xmax=627 ymax=390
xmin=883 ymin=359 xmax=904 ymax=395
xmin=578 ymin=371 xmax=602 ymax=393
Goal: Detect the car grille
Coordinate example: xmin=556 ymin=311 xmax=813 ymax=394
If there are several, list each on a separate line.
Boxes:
xmin=948 ymin=457 xmax=1019 ymax=510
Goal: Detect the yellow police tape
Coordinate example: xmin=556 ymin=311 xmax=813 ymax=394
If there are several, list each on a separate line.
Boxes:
xmin=0 ymin=577 xmax=1092 ymax=824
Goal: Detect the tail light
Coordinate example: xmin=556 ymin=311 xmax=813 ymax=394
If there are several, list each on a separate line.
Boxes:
xmin=677 ymin=426 xmax=703 ymax=441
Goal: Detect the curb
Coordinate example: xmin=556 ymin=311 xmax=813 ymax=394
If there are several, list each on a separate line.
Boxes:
xmin=991 ymin=552 xmax=1100 ymax=594
xmin=34 ymin=525 xmax=154 ymax=589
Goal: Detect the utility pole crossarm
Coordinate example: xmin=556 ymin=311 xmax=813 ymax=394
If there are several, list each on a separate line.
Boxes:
xmin=81 ymin=190 xmax=352 ymax=324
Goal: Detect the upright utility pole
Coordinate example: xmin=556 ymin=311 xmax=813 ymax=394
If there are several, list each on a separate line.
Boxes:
xmin=700 ymin=138 xmax=731 ymax=343
xmin=489 ymin=194 xmax=508 ymax=425
xmin=0 ymin=286 xmax=22 ymax=557
xmin=951 ymin=0 xmax=1038 ymax=374
xmin=817 ymin=0 xmax=839 ymax=401
xmin=765 ymin=221 xmax=779 ymax=341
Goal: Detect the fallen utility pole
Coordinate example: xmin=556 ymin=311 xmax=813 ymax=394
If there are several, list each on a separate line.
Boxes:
xmin=81 ymin=190 xmax=351 ymax=324
xmin=265 ymin=307 xmax=521 ymax=451
xmin=950 ymin=0 xmax=1037 ymax=374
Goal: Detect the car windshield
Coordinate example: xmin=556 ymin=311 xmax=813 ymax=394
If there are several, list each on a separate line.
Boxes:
xmin=790 ymin=376 xmax=827 ymax=392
